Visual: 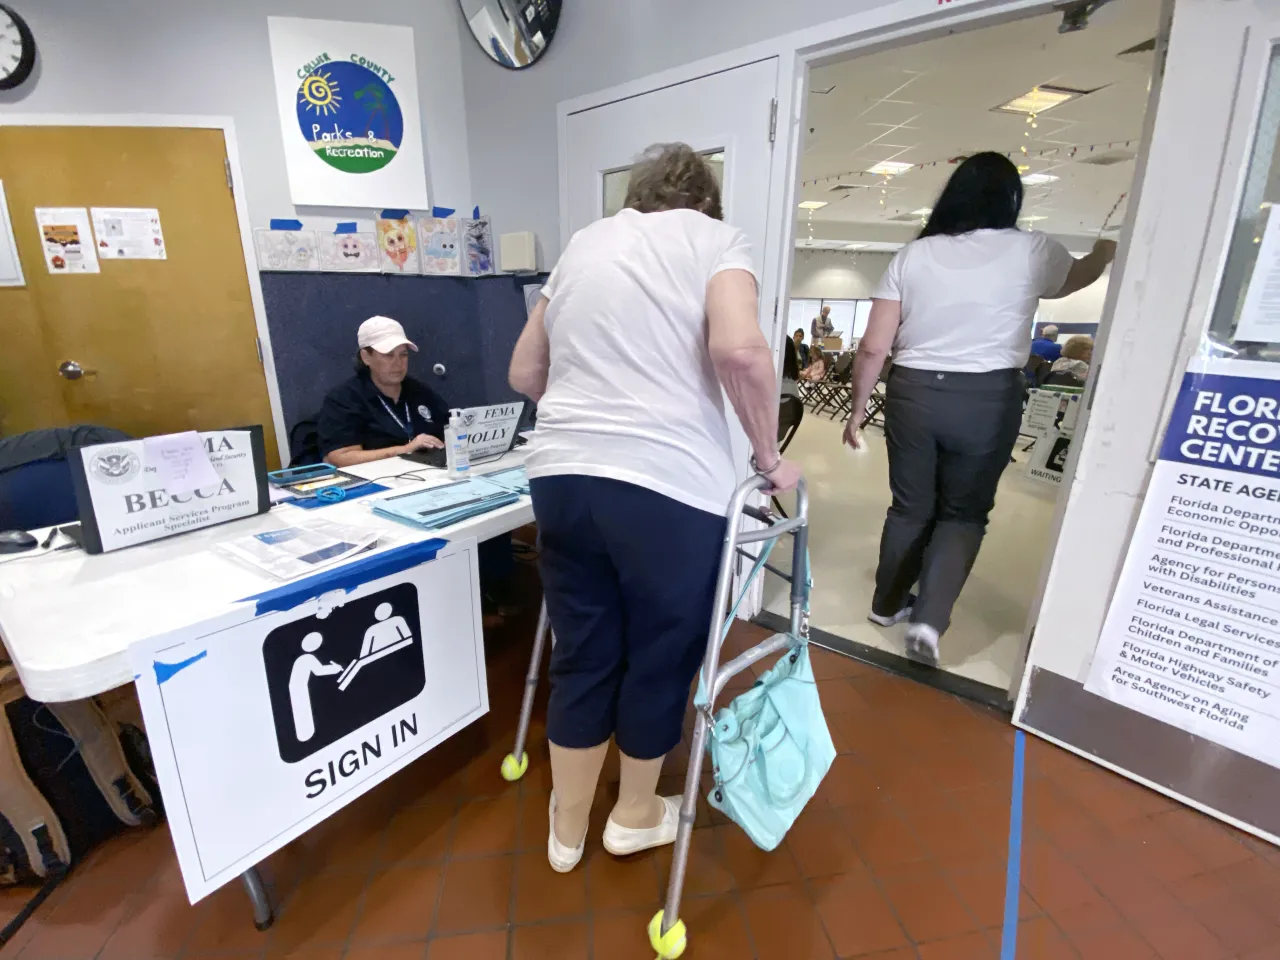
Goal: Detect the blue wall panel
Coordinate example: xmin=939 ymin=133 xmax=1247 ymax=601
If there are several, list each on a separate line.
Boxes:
xmin=260 ymin=273 xmax=546 ymax=432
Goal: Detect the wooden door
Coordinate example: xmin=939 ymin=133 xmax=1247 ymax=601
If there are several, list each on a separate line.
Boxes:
xmin=0 ymin=126 xmax=279 ymax=465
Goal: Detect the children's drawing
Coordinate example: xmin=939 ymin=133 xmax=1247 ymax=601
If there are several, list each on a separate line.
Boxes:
xmin=377 ymin=218 xmax=421 ymax=274
xmin=417 ymin=217 xmax=461 ymax=276
xmin=253 ymin=229 xmax=319 ymax=271
xmin=318 ymin=232 xmax=379 ymax=272
xmin=462 ymin=216 xmax=495 ymax=277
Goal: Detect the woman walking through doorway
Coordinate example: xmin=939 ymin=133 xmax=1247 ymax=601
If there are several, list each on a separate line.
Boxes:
xmin=844 ymin=152 xmax=1115 ymax=664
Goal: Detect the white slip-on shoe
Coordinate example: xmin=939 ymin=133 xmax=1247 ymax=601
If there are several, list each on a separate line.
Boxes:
xmin=905 ymin=623 xmax=940 ymax=666
xmin=867 ymin=594 xmax=916 ymax=628
xmin=603 ymin=796 xmax=681 ymax=857
xmin=547 ymin=793 xmax=585 ymax=873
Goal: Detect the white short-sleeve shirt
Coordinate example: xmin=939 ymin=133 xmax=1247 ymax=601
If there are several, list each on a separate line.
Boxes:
xmin=873 ymin=229 xmax=1074 ymax=372
xmin=526 ymin=208 xmax=757 ymax=516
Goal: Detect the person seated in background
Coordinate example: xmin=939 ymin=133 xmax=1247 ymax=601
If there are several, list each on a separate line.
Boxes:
xmin=318 ymin=316 xmax=448 ymax=467
xmin=792 ymin=328 xmax=810 ymax=366
xmin=318 ymin=315 xmax=517 ymax=623
xmin=1030 ymin=323 xmax=1062 ymax=362
xmin=801 ymin=349 xmax=827 ymax=382
xmin=1048 ymin=334 xmax=1093 ymax=382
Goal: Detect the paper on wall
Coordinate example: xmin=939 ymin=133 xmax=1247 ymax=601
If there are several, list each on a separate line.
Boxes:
xmin=254 ymin=229 xmax=319 ymax=271
xmin=377 ymin=217 xmax=421 ymax=274
xmin=90 ymin=207 xmax=167 ymax=260
xmin=1235 ymin=208 xmax=1280 ymax=343
xmin=461 ymin=216 xmax=495 ymax=277
xmin=418 ymin=217 xmax=460 ymax=275
xmin=0 ymin=182 xmax=24 ymax=287
xmin=143 ymin=431 xmax=220 ymax=497
xmin=35 ymin=207 xmax=99 ymax=274
xmin=317 ymin=232 xmax=379 ymax=272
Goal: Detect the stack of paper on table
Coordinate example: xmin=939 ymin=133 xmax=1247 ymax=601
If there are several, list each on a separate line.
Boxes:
xmin=482 ymin=465 xmax=530 ymax=495
xmin=372 ymin=476 xmax=520 ymax=530
xmin=215 ymin=518 xmax=380 ymax=580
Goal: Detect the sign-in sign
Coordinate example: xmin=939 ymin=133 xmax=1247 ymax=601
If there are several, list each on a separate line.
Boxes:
xmin=131 ymin=540 xmax=487 ymax=902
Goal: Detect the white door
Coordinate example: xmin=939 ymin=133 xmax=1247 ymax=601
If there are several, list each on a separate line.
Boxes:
xmin=560 ymin=59 xmax=783 ymax=614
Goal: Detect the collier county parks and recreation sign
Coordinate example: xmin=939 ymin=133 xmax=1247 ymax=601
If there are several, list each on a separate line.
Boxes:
xmin=1086 ymin=361 xmax=1280 ymax=769
xmin=268 ymin=17 xmax=430 ymax=209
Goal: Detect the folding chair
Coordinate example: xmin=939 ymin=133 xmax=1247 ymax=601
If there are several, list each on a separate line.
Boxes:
xmin=813 ymin=353 xmax=853 ymax=418
xmin=860 ymin=357 xmax=894 ymax=430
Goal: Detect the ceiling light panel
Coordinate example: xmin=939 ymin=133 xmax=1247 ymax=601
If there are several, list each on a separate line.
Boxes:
xmin=1021 ymin=173 xmax=1060 ymax=186
xmin=994 ymin=84 xmax=1092 ymax=116
xmin=867 ymin=160 xmax=914 ymax=177
xmin=798 ymin=201 xmax=829 ymax=210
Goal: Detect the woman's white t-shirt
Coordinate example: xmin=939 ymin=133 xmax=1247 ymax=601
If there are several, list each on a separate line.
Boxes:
xmin=526 ymin=208 xmax=757 ymax=516
xmin=873 ymin=229 xmax=1074 ymax=372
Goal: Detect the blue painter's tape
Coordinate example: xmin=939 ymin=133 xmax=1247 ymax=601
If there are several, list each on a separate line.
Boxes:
xmin=334 ymin=222 xmax=359 ymax=234
xmin=472 ymin=206 xmax=481 ymax=219
xmin=154 ymin=650 xmax=207 ymax=685
xmin=431 ymin=206 xmax=456 ymax=218
xmin=1000 ymin=730 xmax=1027 ymax=960
xmin=270 ymin=219 xmax=304 ymax=230
xmin=241 ymin=538 xmax=449 ymax=616
xmin=380 ymin=209 xmax=411 ymax=220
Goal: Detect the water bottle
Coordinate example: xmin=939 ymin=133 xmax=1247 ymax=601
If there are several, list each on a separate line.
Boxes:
xmin=445 ymin=409 xmax=471 ymax=478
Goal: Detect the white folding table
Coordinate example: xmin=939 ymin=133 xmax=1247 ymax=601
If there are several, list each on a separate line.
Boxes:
xmin=0 ymin=452 xmax=534 ymax=928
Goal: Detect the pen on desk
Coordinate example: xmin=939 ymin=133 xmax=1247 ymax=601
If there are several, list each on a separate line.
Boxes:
xmin=40 ymin=528 xmax=59 ymax=550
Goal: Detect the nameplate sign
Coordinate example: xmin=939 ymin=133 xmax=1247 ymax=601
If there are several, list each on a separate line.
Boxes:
xmin=459 ymin=402 xmax=524 ymax=460
xmin=70 ymin=427 xmax=270 ymax=554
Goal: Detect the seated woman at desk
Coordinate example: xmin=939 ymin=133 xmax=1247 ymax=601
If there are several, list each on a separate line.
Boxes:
xmin=319 ymin=316 xmax=517 ymax=622
xmin=318 ymin=316 xmax=450 ymax=467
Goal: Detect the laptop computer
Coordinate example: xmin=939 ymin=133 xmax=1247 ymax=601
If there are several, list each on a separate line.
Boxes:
xmin=401 ymin=400 xmax=527 ymax=470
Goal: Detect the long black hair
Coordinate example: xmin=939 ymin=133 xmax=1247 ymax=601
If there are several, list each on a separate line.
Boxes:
xmin=919 ymin=152 xmax=1023 ymax=239
xmin=783 ymin=335 xmax=800 ymax=380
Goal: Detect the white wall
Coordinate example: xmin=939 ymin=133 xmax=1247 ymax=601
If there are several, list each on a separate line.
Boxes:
xmin=456 ymin=0 xmax=888 ymax=264
xmin=1036 ymin=272 xmax=1112 ymax=330
xmin=790 ymin=251 xmax=892 ymax=299
xmin=1 ymin=0 xmax=473 ymax=229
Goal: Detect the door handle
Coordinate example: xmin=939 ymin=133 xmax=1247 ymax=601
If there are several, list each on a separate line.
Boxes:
xmin=58 ymin=360 xmax=97 ymax=381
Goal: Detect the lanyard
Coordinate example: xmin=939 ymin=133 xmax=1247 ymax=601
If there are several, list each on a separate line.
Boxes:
xmin=377 ymin=395 xmax=413 ymax=439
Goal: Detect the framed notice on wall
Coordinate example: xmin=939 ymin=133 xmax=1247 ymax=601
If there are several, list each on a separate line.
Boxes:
xmin=267 ymin=17 xmax=430 ymax=209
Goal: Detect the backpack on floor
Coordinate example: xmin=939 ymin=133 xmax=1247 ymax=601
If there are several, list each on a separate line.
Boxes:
xmin=0 ymin=668 xmax=157 ymax=884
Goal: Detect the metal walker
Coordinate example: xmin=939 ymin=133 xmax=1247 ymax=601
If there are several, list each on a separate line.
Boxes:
xmin=501 ymin=473 xmax=810 ymax=959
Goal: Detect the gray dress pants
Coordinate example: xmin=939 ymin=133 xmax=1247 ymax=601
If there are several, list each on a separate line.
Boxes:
xmin=871 ymin=365 xmax=1024 ymax=634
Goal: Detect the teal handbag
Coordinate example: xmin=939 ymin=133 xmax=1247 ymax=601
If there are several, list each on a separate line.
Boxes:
xmin=704 ymin=637 xmax=835 ymax=851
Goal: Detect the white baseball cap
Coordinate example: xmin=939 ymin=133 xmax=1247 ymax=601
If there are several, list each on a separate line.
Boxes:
xmin=357 ymin=316 xmax=418 ymax=354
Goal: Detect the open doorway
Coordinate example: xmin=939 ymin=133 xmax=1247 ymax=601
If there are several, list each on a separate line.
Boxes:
xmin=765 ymin=0 xmax=1162 ymax=704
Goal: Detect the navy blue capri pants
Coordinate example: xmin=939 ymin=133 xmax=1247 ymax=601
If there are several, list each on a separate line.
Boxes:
xmin=530 ymin=475 xmax=727 ymax=760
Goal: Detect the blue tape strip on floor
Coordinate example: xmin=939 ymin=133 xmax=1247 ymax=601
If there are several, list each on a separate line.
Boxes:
xmin=1000 ymin=730 xmax=1027 ymax=960
xmin=241 ymin=538 xmax=448 ymax=616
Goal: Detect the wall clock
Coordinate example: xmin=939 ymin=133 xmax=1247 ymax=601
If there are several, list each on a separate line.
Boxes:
xmin=0 ymin=5 xmax=36 ymax=91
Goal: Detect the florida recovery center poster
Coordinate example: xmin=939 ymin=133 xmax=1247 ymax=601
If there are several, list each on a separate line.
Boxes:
xmin=268 ymin=17 xmax=430 ymax=209
xmin=1085 ymin=361 xmax=1280 ymax=769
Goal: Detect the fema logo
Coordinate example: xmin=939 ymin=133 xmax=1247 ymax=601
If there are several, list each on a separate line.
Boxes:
xmin=461 ymin=410 xmax=478 ymax=429
xmin=89 ymin=448 xmax=141 ymax=485
xmin=296 ymin=58 xmax=404 ymax=174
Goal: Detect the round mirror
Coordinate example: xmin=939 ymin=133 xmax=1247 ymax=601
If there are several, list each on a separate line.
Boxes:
xmin=459 ymin=0 xmax=561 ymax=70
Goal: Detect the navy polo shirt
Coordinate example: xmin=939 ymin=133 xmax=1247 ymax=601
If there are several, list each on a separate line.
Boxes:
xmin=318 ymin=374 xmax=451 ymax=458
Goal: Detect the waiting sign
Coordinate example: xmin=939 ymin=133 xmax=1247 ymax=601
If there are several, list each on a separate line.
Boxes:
xmin=130 ymin=540 xmax=487 ymax=902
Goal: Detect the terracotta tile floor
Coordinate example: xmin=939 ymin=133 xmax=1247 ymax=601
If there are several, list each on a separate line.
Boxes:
xmin=1 ymin=597 xmax=1278 ymax=959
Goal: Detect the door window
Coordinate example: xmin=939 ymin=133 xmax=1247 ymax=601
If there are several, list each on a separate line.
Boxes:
xmin=601 ymin=151 xmax=725 ymax=219
xmin=1207 ymin=45 xmax=1280 ymax=359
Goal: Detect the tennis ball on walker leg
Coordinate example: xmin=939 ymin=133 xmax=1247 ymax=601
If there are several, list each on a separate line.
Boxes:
xmin=500 ymin=752 xmax=528 ymax=781
xmin=648 ymin=911 xmax=687 ymax=959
